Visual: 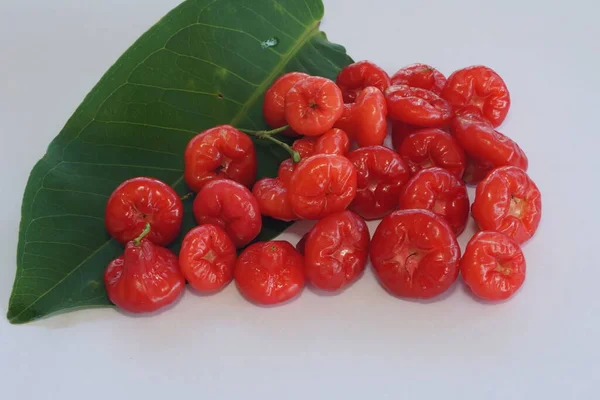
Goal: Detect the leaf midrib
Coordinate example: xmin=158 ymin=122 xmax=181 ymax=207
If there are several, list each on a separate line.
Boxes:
xmin=9 ymin=17 xmax=321 ymax=324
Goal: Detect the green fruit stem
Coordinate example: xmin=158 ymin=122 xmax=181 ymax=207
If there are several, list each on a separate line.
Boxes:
xmin=133 ymin=222 xmax=151 ymax=246
xmin=239 ymin=125 xmax=301 ymax=163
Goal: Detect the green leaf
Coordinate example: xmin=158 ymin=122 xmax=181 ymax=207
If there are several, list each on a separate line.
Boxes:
xmin=7 ymin=0 xmax=352 ymax=324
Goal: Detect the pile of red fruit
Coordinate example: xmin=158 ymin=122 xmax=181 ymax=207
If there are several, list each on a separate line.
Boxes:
xmin=103 ymin=61 xmax=542 ymax=314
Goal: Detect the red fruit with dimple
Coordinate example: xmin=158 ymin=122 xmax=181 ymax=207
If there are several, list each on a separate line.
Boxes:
xmin=104 ymin=237 xmax=185 ymax=313
xmin=398 ymin=168 xmax=470 ymax=235
xmin=252 ymin=177 xmax=297 ymax=222
xmin=334 ymin=87 xmax=388 ymax=147
xmin=179 ymin=224 xmax=237 ymax=293
xmin=288 ymin=154 xmax=357 ymax=220
xmin=303 ymin=211 xmax=370 ymax=291
xmin=398 ymin=128 xmax=466 ymax=179
xmin=461 ymin=231 xmax=526 ymax=301
xmin=234 ymin=241 xmax=305 ymax=305
xmin=263 ymin=72 xmax=309 ymax=134
xmin=472 ymin=166 xmax=542 ymax=244
xmin=336 ymin=60 xmax=391 ymax=103
xmin=385 ymin=85 xmax=453 ymax=128
xmin=347 ymin=146 xmax=410 ymax=220
xmin=292 ymin=128 xmax=350 ymax=158
xmin=391 ymin=63 xmax=447 ymax=95
xmin=105 ymin=177 xmax=183 ymax=246
xmin=284 ymin=76 xmax=344 ymax=136
xmin=370 ymin=209 xmax=461 ymax=299
xmin=451 ymin=113 xmax=528 ymax=171
xmin=184 ymin=125 xmax=257 ymax=192
xmin=442 ymin=65 xmax=510 ymax=127
xmin=193 ymin=179 xmax=262 ymax=248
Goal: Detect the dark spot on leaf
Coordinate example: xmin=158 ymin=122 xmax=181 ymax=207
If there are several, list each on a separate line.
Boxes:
xmin=216 ymin=93 xmax=224 ymax=99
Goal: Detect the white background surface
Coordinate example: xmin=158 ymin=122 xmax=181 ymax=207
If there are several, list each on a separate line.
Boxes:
xmin=1 ymin=0 xmax=599 ymax=398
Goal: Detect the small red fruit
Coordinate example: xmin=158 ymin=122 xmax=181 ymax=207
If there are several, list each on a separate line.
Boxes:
xmin=370 ymin=209 xmax=461 ymax=299
xmin=263 ymin=72 xmax=309 ymax=133
xmin=347 ymin=146 xmax=410 ymax=220
xmin=336 ymin=60 xmax=391 ymax=103
xmin=334 ymin=87 xmax=388 ymax=147
xmin=391 ymin=63 xmax=447 ymax=95
xmin=234 ymin=241 xmax=305 ymax=305
xmin=442 ymin=65 xmax=510 ymax=127
xmin=385 ymin=85 xmax=453 ymax=128
xmin=391 ymin=121 xmax=420 ymax=150
xmin=472 ymin=166 xmax=542 ymax=244
xmin=289 ymin=154 xmax=357 ymax=220
xmin=105 ymin=177 xmax=182 ymax=246
xmin=303 ymin=211 xmax=370 ymax=291
xmin=184 ymin=125 xmax=257 ymax=192
xmin=452 ymin=113 xmax=528 ymax=171
xmin=284 ymin=76 xmax=344 ymax=136
xmin=104 ymin=227 xmax=185 ymax=313
xmin=461 ymin=231 xmax=526 ymax=301
xmin=277 ymin=158 xmax=295 ymax=185
xmin=252 ymin=177 xmax=297 ymax=222
xmin=398 ymin=128 xmax=466 ymax=179
xmin=193 ymin=179 xmax=262 ymax=248
xmin=292 ymin=128 xmax=350 ymax=158
xmin=398 ymin=168 xmax=469 ymax=235
xmin=463 ymin=158 xmax=494 ymax=186
xmin=179 ymin=224 xmax=237 ymax=293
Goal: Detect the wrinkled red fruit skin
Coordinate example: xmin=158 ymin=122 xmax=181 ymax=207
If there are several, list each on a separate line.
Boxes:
xmin=285 ymin=76 xmax=344 ymax=136
xmin=385 ymin=85 xmax=453 ymax=128
xmin=442 ymin=65 xmax=510 ymax=128
xmin=263 ymin=72 xmax=309 ymax=136
xmin=104 ymin=238 xmax=185 ymax=313
xmin=336 ymin=60 xmax=391 ymax=103
xmin=391 ymin=63 xmax=447 ymax=95
xmin=179 ymin=224 xmax=237 ymax=293
xmin=472 ymin=166 xmax=542 ymax=244
xmin=252 ymin=177 xmax=297 ymax=222
xmin=105 ymin=177 xmax=183 ymax=246
xmin=461 ymin=231 xmax=526 ymax=301
xmin=398 ymin=168 xmax=470 ymax=235
xmin=347 ymin=146 xmax=410 ymax=220
xmin=193 ymin=179 xmax=262 ymax=248
xmin=292 ymin=128 xmax=350 ymax=158
xmin=303 ymin=211 xmax=370 ymax=291
xmin=334 ymin=87 xmax=388 ymax=147
xmin=370 ymin=209 xmax=461 ymax=299
xmin=288 ymin=154 xmax=357 ymax=220
xmin=184 ymin=125 xmax=257 ymax=192
xmin=234 ymin=241 xmax=305 ymax=305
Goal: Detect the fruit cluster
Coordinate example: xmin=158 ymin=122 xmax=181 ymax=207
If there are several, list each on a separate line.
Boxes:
xmin=103 ymin=61 xmax=542 ymax=314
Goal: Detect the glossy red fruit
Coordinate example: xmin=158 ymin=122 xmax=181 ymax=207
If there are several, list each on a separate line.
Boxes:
xmin=385 ymin=85 xmax=453 ymax=127
xmin=472 ymin=166 xmax=541 ymax=244
xmin=391 ymin=63 xmax=447 ymax=95
xmin=451 ymin=113 xmax=528 ymax=171
xmin=347 ymin=146 xmax=410 ymax=220
xmin=442 ymin=65 xmax=510 ymax=127
xmin=277 ymin=158 xmax=296 ymax=185
xmin=105 ymin=177 xmax=183 ymax=246
xmin=398 ymin=168 xmax=469 ymax=235
xmin=391 ymin=121 xmax=420 ymax=150
xmin=263 ymin=72 xmax=309 ymax=134
xmin=398 ymin=128 xmax=467 ymax=179
xmin=370 ymin=209 xmax=460 ymax=299
xmin=179 ymin=224 xmax=237 ymax=293
xmin=304 ymin=211 xmax=370 ymax=291
xmin=289 ymin=154 xmax=357 ymax=220
xmin=184 ymin=125 xmax=257 ymax=192
xmin=234 ymin=241 xmax=305 ymax=305
xmin=252 ymin=177 xmax=297 ymax=222
xmin=285 ymin=76 xmax=344 ymax=136
xmin=104 ymin=236 xmax=185 ymax=313
xmin=334 ymin=87 xmax=388 ymax=147
xmin=336 ymin=60 xmax=391 ymax=103
xmin=193 ymin=179 xmax=262 ymax=248
xmin=292 ymin=128 xmax=350 ymax=159
xmin=463 ymin=158 xmax=494 ymax=186
xmin=461 ymin=231 xmax=526 ymax=301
